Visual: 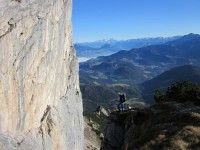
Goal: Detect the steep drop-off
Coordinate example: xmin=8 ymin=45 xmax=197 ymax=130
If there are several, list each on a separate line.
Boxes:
xmin=0 ymin=0 xmax=83 ymax=149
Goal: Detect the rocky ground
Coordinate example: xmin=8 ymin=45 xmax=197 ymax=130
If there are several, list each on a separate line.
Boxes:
xmin=101 ymin=102 xmax=200 ymax=150
xmin=84 ymin=116 xmax=101 ymax=150
xmin=84 ymin=106 xmax=110 ymax=150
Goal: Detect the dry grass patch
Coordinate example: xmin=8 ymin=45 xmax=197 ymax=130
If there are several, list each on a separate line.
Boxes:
xmin=173 ymin=139 xmax=188 ymax=150
xmin=171 ymin=125 xmax=200 ymax=149
xmin=190 ymin=112 xmax=200 ymax=119
xmin=183 ymin=126 xmax=200 ymax=135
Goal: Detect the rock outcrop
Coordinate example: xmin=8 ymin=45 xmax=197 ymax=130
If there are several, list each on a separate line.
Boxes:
xmin=101 ymin=109 xmax=152 ymax=150
xmin=84 ymin=116 xmax=101 ymax=150
xmin=101 ymin=103 xmax=200 ymax=150
xmin=0 ymin=0 xmax=83 ymax=149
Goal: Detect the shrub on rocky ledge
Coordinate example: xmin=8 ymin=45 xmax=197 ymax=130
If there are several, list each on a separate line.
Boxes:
xmin=154 ymin=81 xmax=200 ymax=104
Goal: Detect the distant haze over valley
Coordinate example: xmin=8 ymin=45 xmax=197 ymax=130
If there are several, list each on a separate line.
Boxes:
xmin=79 ymin=33 xmax=200 ymax=84
xmin=75 ymin=35 xmax=181 ymax=62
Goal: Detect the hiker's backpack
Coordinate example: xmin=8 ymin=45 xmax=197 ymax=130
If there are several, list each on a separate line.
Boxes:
xmin=120 ymin=94 xmax=125 ymax=102
xmin=122 ymin=94 xmax=125 ymax=102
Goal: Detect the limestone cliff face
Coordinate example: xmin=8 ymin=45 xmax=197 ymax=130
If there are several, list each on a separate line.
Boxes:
xmin=0 ymin=0 xmax=83 ymax=149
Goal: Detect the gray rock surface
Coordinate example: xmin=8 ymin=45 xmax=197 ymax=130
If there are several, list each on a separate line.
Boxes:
xmin=94 ymin=106 xmax=110 ymax=117
xmin=84 ymin=116 xmax=101 ymax=150
xmin=0 ymin=0 xmax=83 ymax=149
xmin=101 ymin=112 xmax=125 ymax=150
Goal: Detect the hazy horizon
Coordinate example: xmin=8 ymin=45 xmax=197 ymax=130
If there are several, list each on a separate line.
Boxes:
xmin=74 ymin=33 xmax=195 ymax=44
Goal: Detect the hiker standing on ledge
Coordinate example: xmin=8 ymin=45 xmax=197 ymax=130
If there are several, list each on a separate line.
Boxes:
xmin=118 ymin=93 xmax=125 ymax=112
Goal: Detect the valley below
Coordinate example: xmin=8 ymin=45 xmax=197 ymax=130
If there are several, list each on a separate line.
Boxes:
xmin=80 ymin=33 xmax=200 ymax=150
xmin=79 ymin=33 xmax=200 ymax=112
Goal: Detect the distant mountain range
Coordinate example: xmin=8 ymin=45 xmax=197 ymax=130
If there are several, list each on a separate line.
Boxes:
xmin=75 ymin=36 xmax=180 ymax=60
xmin=79 ymin=33 xmax=200 ymax=110
xmin=80 ymin=33 xmax=200 ymax=85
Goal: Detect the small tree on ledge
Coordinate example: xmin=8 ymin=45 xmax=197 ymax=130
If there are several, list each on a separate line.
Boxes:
xmin=154 ymin=81 xmax=200 ymax=105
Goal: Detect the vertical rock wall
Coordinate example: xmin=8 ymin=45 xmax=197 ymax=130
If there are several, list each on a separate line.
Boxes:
xmin=0 ymin=0 xmax=83 ymax=149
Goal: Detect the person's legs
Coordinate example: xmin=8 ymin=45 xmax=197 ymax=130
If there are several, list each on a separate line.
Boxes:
xmin=118 ymin=102 xmax=121 ymax=112
xmin=121 ymin=102 xmax=124 ymax=111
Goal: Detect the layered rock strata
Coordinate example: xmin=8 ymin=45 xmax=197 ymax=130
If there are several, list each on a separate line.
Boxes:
xmin=0 ymin=0 xmax=83 ymax=149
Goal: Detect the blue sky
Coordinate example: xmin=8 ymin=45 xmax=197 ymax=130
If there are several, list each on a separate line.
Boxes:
xmin=72 ymin=0 xmax=200 ymax=43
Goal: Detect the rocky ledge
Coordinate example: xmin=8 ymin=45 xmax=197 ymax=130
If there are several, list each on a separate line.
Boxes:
xmin=101 ymin=102 xmax=200 ymax=150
